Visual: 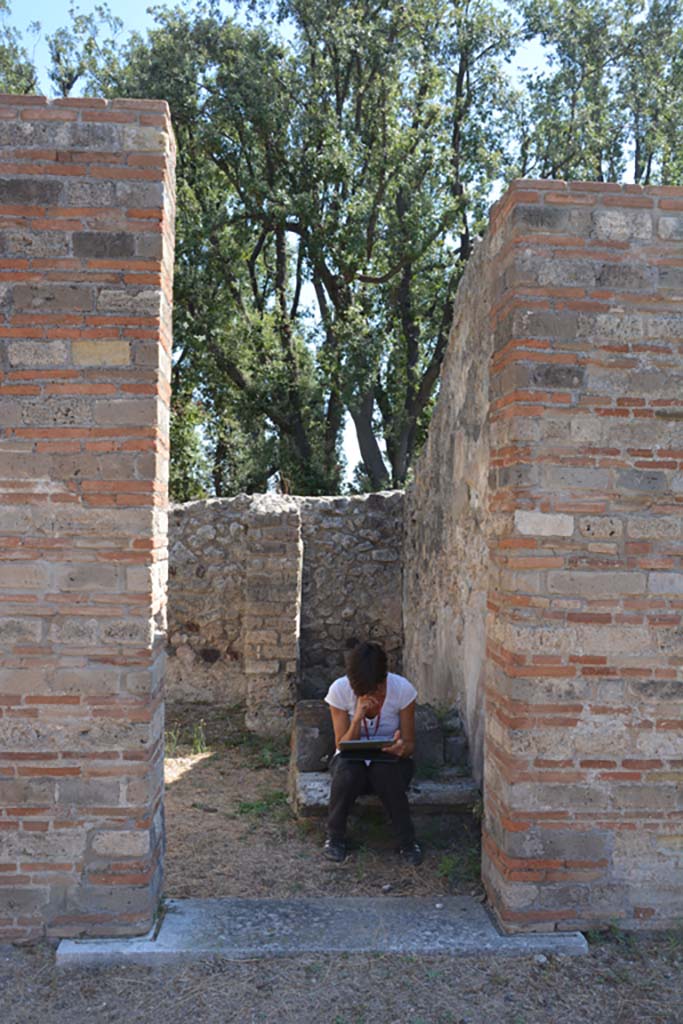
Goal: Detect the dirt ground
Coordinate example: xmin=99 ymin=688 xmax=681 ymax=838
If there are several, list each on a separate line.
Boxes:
xmin=162 ymin=702 xmax=484 ymax=900
xmin=3 ymin=702 xmax=683 ymax=1024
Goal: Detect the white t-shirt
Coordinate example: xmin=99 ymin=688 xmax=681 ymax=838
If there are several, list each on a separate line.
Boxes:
xmin=324 ymin=672 xmax=418 ymax=747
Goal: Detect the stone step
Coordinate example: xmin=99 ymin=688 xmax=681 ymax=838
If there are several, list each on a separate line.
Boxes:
xmin=56 ymin=896 xmax=588 ymax=964
xmin=290 ymin=768 xmax=480 ymax=817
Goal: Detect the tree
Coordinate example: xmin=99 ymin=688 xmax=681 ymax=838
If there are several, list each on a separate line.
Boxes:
xmin=509 ymin=0 xmax=683 ymax=185
xmin=44 ymin=3 xmax=123 ymax=98
xmin=618 ymin=0 xmax=683 ymax=185
xmin=14 ymin=0 xmax=683 ymax=495
xmin=0 ymin=1 xmax=37 ymax=93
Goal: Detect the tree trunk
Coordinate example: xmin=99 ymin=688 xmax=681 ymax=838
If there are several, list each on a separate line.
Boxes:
xmin=350 ymin=390 xmax=390 ymax=490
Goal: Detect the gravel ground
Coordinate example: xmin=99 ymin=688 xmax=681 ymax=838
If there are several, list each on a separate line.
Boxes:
xmin=3 ymin=703 xmax=682 ymax=1023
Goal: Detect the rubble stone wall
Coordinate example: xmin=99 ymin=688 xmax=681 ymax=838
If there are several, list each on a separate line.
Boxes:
xmin=167 ymin=492 xmax=403 ymax=705
xmin=0 ymin=95 xmax=175 ymax=941
xmin=403 ymin=234 xmax=496 ymax=783
xmin=298 ymin=492 xmax=403 ymax=697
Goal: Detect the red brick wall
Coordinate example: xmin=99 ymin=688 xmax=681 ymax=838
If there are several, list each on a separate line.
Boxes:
xmin=0 ymin=95 xmax=175 ymax=939
xmin=483 ymin=179 xmax=683 ymax=931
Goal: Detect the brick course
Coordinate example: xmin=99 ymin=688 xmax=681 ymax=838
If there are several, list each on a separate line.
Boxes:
xmin=0 ymin=95 xmax=175 ymax=941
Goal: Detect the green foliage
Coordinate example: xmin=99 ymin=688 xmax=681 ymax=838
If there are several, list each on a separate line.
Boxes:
xmin=4 ymin=1 xmax=683 ymax=491
xmin=509 ymin=0 xmax=683 ymax=184
xmin=44 ymin=3 xmax=122 ymax=98
xmin=437 ymin=847 xmax=481 ymax=885
xmin=164 ymin=726 xmax=181 ymax=757
xmin=237 ymin=789 xmax=288 ymax=815
xmin=169 ymin=396 xmax=212 ymax=502
xmin=191 ymin=717 xmax=207 ymax=754
xmin=0 ymin=1 xmax=37 ymax=93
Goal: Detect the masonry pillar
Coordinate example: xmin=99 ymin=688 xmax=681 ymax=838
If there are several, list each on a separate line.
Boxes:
xmin=0 ymin=95 xmax=175 ymax=939
xmin=483 ymin=179 xmax=683 ymax=931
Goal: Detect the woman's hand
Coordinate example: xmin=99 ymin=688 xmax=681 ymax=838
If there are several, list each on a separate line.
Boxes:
xmin=381 ymin=729 xmax=414 ymax=758
xmin=352 ymin=694 xmax=382 ymax=721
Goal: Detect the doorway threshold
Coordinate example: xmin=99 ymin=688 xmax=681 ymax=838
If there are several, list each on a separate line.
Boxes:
xmin=56 ymin=895 xmax=588 ymax=965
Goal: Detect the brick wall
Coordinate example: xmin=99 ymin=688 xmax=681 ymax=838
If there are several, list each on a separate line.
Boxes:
xmin=0 ymin=95 xmax=175 ymax=940
xmin=482 ymin=180 xmax=683 ymax=932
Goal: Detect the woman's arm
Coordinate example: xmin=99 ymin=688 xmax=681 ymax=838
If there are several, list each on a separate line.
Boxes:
xmin=328 ymin=696 xmax=378 ymax=747
xmin=381 ymin=700 xmax=416 ymax=758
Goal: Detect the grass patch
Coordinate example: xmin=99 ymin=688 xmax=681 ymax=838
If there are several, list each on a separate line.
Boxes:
xmin=237 ymin=789 xmax=289 ymax=817
xmin=436 ymin=846 xmax=481 ymax=886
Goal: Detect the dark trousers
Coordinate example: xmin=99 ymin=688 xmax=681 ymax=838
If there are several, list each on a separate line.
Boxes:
xmin=327 ymin=753 xmax=415 ymax=847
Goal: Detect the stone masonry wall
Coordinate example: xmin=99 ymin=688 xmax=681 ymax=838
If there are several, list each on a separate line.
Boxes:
xmin=298 ymin=492 xmax=403 ymax=697
xmin=407 ymin=176 xmax=683 ymax=933
xmin=0 ymin=95 xmax=175 ymax=941
xmin=167 ymin=491 xmax=403 ymax=708
xmin=403 ymin=235 xmax=498 ymax=783
xmin=482 ymin=179 xmax=683 ymax=933
xmin=167 ymin=494 xmax=302 ymax=735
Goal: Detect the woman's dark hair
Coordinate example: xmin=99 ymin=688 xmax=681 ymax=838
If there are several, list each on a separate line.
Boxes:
xmin=345 ymin=641 xmax=388 ymax=695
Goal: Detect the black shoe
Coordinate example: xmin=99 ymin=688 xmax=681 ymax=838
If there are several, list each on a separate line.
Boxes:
xmin=399 ymin=841 xmax=423 ymax=866
xmin=323 ymin=837 xmax=347 ymax=862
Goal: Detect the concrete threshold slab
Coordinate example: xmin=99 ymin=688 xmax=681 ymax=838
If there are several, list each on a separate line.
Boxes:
xmin=56 ymin=896 xmax=588 ymax=964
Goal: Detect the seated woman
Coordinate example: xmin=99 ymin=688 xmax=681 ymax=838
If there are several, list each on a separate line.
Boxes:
xmin=323 ymin=640 xmax=423 ymax=866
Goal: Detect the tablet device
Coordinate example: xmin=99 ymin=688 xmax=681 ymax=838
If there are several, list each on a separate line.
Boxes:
xmin=338 ymin=740 xmax=389 ymax=752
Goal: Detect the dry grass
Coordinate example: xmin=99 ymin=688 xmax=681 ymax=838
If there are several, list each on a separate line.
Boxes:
xmin=3 ymin=930 xmax=683 ymax=1024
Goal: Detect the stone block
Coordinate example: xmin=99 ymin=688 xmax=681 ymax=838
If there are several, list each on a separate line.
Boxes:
xmin=578 ymin=516 xmax=622 ymax=539
xmin=510 ymin=203 xmax=591 ymax=237
xmin=49 ymin=616 xmax=99 ymax=646
xmin=52 ymin=667 xmax=122 ymax=696
xmin=13 ymin=284 xmax=94 ymax=311
xmin=592 ymin=207 xmax=653 ymax=241
xmin=617 ymin=469 xmax=667 ymax=493
xmin=93 ymin=398 xmax=158 ymax=426
xmin=62 ymin=180 xmax=115 ymax=206
xmin=91 ymin=830 xmax=150 ymax=858
xmin=3 ymin=828 xmax=87 ymax=862
xmin=543 ymin=466 xmax=611 ymax=490
xmin=57 ymin=778 xmax=122 ymax=807
xmin=0 ymin=562 xmax=50 ymax=590
xmin=290 ymin=700 xmax=334 ymax=772
xmin=4 ymin=229 xmax=67 ymax=260
xmin=415 ymin=704 xmax=445 ymax=768
xmin=444 ymin=734 xmax=469 ymax=769
xmin=0 ymin=177 xmax=62 ymax=205
xmin=72 ymin=340 xmax=130 ymax=366
xmin=96 ymin=288 xmax=161 ymax=316
xmin=547 ymin=571 xmax=646 ymax=596
xmin=115 ymin=181 xmax=164 ymax=207
xmin=0 ymin=617 xmax=43 ymax=644
xmin=514 ymin=511 xmax=574 ymax=537
xmin=100 ymin=618 xmax=154 ymax=646
xmin=7 ymin=340 xmax=68 ymax=367
xmin=0 ymin=889 xmax=50 ymax=916
xmin=529 ymin=364 xmax=585 ymax=390
xmin=122 ymin=125 xmax=168 ymax=152
xmin=72 ymin=232 xmax=136 ymax=259
xmin=21 ymin=396 xmax=92 ymax=428
xmin=658 ymin=216 xmax=683 ymax=240
xmin=54 ymin=563 xmax=121 ymax=592
xmin=648 ymin=573 xmax=683 ymax=595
